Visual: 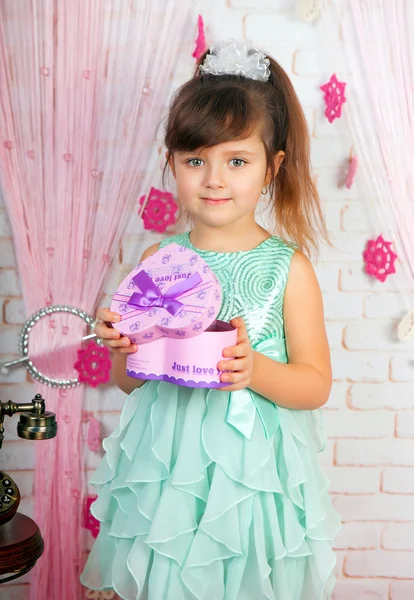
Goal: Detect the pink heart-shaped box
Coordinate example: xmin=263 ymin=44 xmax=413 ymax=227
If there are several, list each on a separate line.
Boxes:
xmin=110 ymin=243 xmax=237 ymax=387
xmin=126 ymin=320 xmax=236 ymax=388
xmin=111 ymin=243 xmax=222 ymax=342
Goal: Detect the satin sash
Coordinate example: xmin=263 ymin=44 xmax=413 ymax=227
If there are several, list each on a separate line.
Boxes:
xmin=225 ymin=337 xmax=325 ymax=451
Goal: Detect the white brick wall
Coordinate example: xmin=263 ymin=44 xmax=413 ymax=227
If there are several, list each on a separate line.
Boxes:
xmin=345 ymin=551 xmax=414 ymax=579
xmin=336 ymin=440 xmax=414 ymax=466
xmin=1 ymin=0 xmax=413 ymax=598
xmin=349 ymin=382 xmax=414 ymax=410
xmin=382 ymin=524 xmax=414 ymax=551
xmin=382 ymin=468 xmax=414 ymax=494
xmin=332 ymin=579 xmax=389 ymax=600
xmin=391 ymin=356 xmax=414 ymax=381
xmin=390 ymin=581 xmax=414 ymax=600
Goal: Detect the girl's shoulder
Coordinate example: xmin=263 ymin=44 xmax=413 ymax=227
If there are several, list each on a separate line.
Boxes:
xmin=159 ymin=232 xmax=189 ymax=250
xmin=266 ymin=236 xmax=298 ymax=283
xmin=267 ymin=234 xmax=297 ymax=254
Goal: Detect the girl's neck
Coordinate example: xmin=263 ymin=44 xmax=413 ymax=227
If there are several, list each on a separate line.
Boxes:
xmin=189 ymin=221 xmax=271 ymax=253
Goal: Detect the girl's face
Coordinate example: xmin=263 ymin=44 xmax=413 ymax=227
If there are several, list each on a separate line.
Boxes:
xmin=170 ymin=132 xmax=283 ymax=230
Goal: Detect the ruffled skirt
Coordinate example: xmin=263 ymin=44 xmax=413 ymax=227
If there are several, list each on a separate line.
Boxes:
xmin=80 ymin=381 xmax=341 ymax=600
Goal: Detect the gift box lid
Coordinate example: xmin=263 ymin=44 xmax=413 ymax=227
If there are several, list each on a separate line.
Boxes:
xmin=110 ymin=243 xmax=223 ymax=343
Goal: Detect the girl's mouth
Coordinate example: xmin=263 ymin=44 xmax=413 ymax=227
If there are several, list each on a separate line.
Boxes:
xmin=201 ymin=197 xmax=231 ymax=205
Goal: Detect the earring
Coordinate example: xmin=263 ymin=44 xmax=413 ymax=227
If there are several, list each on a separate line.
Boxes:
xmin=261 ymin=186 xmax=268 ymax=195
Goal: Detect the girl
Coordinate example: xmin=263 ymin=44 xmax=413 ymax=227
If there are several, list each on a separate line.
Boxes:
xmin=81 ymin=40 xmax=341 ymax=600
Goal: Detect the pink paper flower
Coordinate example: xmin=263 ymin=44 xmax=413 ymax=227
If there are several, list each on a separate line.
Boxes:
xmin=87 ymin=417 xmax=102 ymax=453
xmin=320 ymin=73 xmax=346 ymax=123
xmin=363 ymin=234 xmax=397 ymax=282
xmin=345 ymin=155 xmax=358 ymax=189
xmin=74 ymin=340 xmax=111 ymax=387
xmin=83 ymin=495 xmax=100 ymax=538
xmin=193 ymin=15 xmax=207 ymax=60
xmin=139 ymin=187 xmax=178 ymax=233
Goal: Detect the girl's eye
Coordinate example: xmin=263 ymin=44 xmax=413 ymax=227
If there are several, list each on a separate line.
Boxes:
xmin=229 ymin=158 xmax=247 ymax=167
xmin=186 ymin=158 xmax=204 ymax=167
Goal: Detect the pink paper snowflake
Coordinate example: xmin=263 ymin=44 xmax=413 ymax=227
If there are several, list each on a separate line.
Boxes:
xmin=363 ymin=234 xmax=398 ymax=282
xmin=139 ymin=187 xmax=178 ymax=233
xmin=83 ymin=495 xmax=100 ymax=538
xmin=193 ymin=15 xmax=207 ymax=60
xmin=339 ymin=153 xmax=358 ymax=189
xmin=74 ymin=340 xmax=111 ymax=388
xmin=320 ymin=74 xmax=346 ymax=123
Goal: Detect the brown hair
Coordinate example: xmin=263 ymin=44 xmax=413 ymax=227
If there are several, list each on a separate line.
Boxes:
xmin=164 ymin=50 xmax=329 ymax=256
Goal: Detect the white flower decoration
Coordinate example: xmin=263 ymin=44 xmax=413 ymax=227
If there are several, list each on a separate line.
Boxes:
xmin=199 ymin=40 xmax=270 ymax=82
xmin=397 ymin=310 xmax=414 ymax=341
xmin=296 ymin=0 xmax=321 ymax=23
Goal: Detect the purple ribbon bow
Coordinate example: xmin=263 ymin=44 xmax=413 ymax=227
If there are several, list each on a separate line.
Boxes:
xmin=128 ymin=270 xmax=202 ymax=316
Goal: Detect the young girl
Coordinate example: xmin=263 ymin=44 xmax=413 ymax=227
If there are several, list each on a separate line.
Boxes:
xmin=81 ymin=40 xmax=341 ymax=600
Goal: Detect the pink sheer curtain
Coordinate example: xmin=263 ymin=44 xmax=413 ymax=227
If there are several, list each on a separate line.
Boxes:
xmin=323 ymin=0 xmax=414 ymax=293
xmin=0 ymin=1 xmax=192 ymax=598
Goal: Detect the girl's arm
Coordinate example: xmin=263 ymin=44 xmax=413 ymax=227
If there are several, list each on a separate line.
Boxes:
xmin=250 ymin=251 xmax=332 ymax=410
xmin=111 ymin=353 xmax=148 ymax=395
xmin=218 ymin=251 xmax=332 ymax=410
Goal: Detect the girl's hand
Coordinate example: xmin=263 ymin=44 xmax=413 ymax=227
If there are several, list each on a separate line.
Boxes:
xmin=94 ymin=307 xmax=138 ymax=354
xmin=217 ymin=317 xmax=254 ymax=391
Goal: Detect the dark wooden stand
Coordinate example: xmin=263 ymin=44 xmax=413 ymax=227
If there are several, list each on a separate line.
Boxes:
xmin=0 ymin=512 xmax=44 ymax=584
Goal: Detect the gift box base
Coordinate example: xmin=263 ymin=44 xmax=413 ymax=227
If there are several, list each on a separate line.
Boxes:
xmin=126 ymin=370 xmax=227 ymax=389
xmin=125 ymin=320 xmax=237 ymax=389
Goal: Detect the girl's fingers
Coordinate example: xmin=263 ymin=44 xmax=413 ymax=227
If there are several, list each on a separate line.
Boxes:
xmin=218 ymin=358 xmax=248 ymax=372
xmin=94 ymin=307 xmax=136 ymax=353
xmin=115 ymin=345 xmax=138 ymax=354
xmin=220 ymin=370 xmax=247 ymax=385
xmin=230 ymin=316 xmax=249 ymax=342
xmin=105 ymin=337 xmax=130 ymax=348
xmin=96 ymin=326 xmax=136 ymax=350
xmin=96 ymin=307 xmax=120 ymax=323
xmin=104 ymin=339 xmax=137 ymax=353
xmin=222 ymin=343 xmax=250 ymax=358
xmin=94 ymin=322 xmax=120 ymax=340
xmin=223 ymin=344 xmax=249 ymax=358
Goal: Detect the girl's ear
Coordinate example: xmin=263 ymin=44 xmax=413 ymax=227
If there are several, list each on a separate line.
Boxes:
xmin=166 ymin=151 xmax=176 ymax=179
xmin=265 ymin=150 xmax=285 ymax=185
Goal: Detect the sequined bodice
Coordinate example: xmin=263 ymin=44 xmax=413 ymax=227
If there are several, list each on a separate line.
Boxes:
xmin=159 ymin=232 xmax=295 ymax=346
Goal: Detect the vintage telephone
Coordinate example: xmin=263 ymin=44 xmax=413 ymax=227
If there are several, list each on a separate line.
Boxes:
xmin=0 ymin=393 xmax=57 ymax=583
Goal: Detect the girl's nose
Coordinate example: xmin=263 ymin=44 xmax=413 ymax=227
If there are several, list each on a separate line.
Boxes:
xmin=203 ymin=166 xmax=225 ymax=190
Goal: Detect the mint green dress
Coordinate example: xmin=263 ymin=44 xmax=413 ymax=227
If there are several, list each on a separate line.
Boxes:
xmin=81 ymin=233 xmax=341 ymax=600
